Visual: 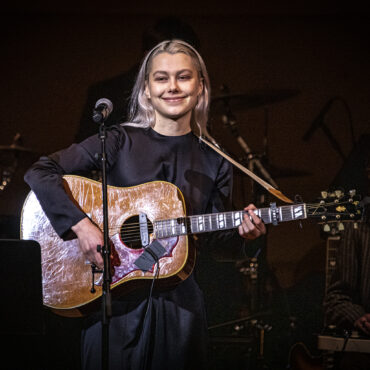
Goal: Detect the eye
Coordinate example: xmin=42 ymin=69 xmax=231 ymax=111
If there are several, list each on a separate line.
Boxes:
xmin=154 ymin=76 xmax=167 ymax=82
xmin=179 ymin=75 xmax=191 ymax=80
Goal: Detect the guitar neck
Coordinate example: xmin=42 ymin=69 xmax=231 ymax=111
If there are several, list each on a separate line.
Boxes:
xmin=154 ymin=203 xmax=307 ymax=238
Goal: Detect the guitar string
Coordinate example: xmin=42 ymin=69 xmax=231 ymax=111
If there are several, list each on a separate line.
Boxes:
xmin=107 ymin=201 xmax=359 ymax=240
xmin=111 ymin=203 xmax=357 ymax=232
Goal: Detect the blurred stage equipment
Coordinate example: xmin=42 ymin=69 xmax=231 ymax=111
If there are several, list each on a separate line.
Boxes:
xmin=0 ymin=239 xmax=43 ymax=369
xmin=211 ymin=87 xmax=300 ymax=114
xmin=302 ymin=96 xmax=356 ymax=162
xmin=210 ymin=85 xmax=303 ymax=205
xmin=0 ymin=133 xmax=37 ymax=191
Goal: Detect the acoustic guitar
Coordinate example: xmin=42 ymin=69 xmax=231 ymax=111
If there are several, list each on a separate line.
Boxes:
xmin=20 ymin=175 xmax=362 ymax=317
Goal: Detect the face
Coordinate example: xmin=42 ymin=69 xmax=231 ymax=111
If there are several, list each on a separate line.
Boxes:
xmin=145 ymin=52 xmax=203 ymax=123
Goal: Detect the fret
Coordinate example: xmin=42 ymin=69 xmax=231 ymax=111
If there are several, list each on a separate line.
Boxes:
xmin=284 ymin=206 xmax=294 ymax=221
xmin=204 ymin=214 xmax=211 ymax=231
xmin=255 ymin=209 xmax=261 ymax=220
xmin=233 ymin=211 xmax=243 ymax=227
xmin=198 ymin=215 xmax=205 ymax=232
xmin=292 ymin=204 xmax=305 ymax=220
xmin=258 ymin=209 xmax=267 ymax=224
xmin=179 ymin=218 xmax=187 ymax=235
xmin=217 ymin=213 xmax=226 ymax=229
xmin=154 ymin=203 xmax=312 ymax=239
xmin=190 ymin=216 xmax=198 ymax=234
xmin=268 ymin=208 xmax=273 ymax=224
xmin=171 ymin=219 xmax=176 ymax=236
xmin=225 ymin=212 xmax=234 ymax=229
xmin=165 ymin=219 xmax=171 ymax=237
xmin=155 ymin=220 xmax=162 ymax=238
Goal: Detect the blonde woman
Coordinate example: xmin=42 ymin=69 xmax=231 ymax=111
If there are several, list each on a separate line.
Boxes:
xmin=25 ymin=40 xmax=265 ymax=370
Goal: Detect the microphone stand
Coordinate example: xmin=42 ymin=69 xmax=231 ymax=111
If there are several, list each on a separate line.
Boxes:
xmin=98 ymin=122 xmax=112 ymax=370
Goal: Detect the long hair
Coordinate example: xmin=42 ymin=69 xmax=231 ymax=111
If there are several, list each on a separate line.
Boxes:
xmin=125 ymin=39 xmax=213 ymax=141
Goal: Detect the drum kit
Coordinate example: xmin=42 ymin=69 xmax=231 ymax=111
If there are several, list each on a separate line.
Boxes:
xmin=210 ymin=85 xmax=309 ymax=179
xmin=207 ymin=86 xmax=310 ymax=369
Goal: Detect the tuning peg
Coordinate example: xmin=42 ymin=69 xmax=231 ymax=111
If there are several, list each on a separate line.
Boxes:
xmin=335 ymin=190 xmax=343 ymax=198
xmin=323 ymin=224 xmax=331 ymax=233
xmin=354 ymin=222 xmax=358 ymax=229
xmin=338 ymin=222 xmax=344 ymax=231
xmin=349 ymin=189 xmax=356 ymax=197
xmin=321 ymin=191 xmax=328 ymax=199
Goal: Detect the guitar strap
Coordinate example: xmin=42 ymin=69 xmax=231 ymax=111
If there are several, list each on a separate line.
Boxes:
xmin=198 ymin=136 xmax=293 ymax=204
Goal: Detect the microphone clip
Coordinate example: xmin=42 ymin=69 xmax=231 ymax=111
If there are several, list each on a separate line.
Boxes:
xmin=92 ymin=98 xmax=113 ymax=124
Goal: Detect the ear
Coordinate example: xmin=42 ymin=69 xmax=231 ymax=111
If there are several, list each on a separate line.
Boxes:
xmin=144 ymin=82 xmax=151 ymax=99
xmin=198 ymin=78 xmax=204 ymax=96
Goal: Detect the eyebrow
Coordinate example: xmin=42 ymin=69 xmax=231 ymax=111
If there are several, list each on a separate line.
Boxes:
xmin=152 ymin=69 xmax=194 ymax=76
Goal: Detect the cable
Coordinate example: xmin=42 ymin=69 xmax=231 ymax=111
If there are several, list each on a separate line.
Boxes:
xmin=341 ymin=329 xmax=352 ymax=352
xmin=140 ymin=258 xmax=160 ymax=370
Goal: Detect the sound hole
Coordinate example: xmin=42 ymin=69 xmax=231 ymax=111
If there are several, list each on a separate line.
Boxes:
xmin=120 ymin=215 xmax=153 ymax=249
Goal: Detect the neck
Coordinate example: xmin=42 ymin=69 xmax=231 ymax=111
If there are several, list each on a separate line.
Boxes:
xmin=153 ymin=111 xmax=192 ymax=136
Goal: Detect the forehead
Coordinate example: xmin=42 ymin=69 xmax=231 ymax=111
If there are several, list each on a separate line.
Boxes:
xmin=148 ymin=52 xmax=197 ymax=73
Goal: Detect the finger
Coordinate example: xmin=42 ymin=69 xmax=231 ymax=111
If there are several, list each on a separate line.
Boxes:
xmin=239 ymin=218 xmax=259 ymax=239
xmin=248 ymin=210 xmax=266 ymax=234
xmin=244 ymin=204 xmax=266 ymax=233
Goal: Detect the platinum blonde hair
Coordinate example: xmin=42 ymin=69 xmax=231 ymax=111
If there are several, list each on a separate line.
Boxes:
xmin=125 ymin=39 xmax=213 ymax=141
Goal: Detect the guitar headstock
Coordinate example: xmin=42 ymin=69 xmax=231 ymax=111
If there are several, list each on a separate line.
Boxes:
xmin=307 ymin=189 xmax=363 ymax=235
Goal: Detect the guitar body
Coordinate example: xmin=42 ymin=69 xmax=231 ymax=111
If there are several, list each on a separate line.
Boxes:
xmin=21 ymin=175 xmax=194 ymax=317
xmin=289 ymin=342 xmax=324 ymax=370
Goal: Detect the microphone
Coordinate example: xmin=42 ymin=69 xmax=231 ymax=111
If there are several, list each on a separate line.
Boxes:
xmin=302 ymin=98 xmax=336 ymax=141
xmin=92 ymin=98 xmax=113 ymax=123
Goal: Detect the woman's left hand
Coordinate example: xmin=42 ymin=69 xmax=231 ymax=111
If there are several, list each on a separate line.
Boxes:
xmin=238 ymin=204 xmax=266 ymax=240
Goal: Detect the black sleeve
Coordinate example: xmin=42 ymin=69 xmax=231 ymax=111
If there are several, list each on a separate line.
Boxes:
xmin=24 ymin=126 xmax=124 ymax=239
xmin=201 ymin=156 xmax=248 ymax=255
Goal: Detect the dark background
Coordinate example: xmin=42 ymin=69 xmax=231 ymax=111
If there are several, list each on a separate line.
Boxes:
xmin=1 ymin=1 xmax=369 ymax=369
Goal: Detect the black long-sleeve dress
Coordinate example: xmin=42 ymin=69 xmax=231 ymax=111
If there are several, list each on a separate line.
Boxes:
xmin=24 ymin=124 xmax=245 ymax=370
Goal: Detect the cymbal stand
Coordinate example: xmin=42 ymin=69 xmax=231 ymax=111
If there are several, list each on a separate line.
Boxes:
xmin=220 ymin=92 xmax=278 ymax=206
xmin=0 ymin=134 xmax=21 ymax=192
xmin=238 ymin=255 xmax=260 ymax=313
xmin=252 ymin=319 xmax=272 ymax=369
xmin=0 ymin=162 xmax=17 ymax=192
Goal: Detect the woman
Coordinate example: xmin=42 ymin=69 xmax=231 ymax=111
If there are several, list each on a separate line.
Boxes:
xmin=25 ymin=40 xmax=266 ymax=370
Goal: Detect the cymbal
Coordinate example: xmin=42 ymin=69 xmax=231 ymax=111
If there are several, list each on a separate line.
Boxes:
xmin=0 ymin=143 xmax=34 ymax=152
xmin=211 ymin=89 xmax=300 ymax=113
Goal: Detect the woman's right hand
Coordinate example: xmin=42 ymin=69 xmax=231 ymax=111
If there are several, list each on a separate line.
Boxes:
xmin=71 ymin=217 xmax=104 ymax=269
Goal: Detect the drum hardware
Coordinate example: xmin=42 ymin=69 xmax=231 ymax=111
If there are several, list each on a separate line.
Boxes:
xmin=210 ymin=87 xmax=300 ymax=114
xmin=208 ymin=310 xmax=272 ymax=331
xmin=215 ymin=85 xmax=279 ymax=207
xmin=0 ymin=133 xmax=37 ymax=192
xmin=208 ymin=310 xmax=273 ymax=369
xmin=0 ymin=133 xmax=35 ymax=153
xmin=237 ymin=257 xmax=258 ymax=280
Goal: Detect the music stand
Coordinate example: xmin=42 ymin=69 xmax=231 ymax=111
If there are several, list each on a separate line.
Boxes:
xmin=0 ymin=239 xmax=44 ymax=369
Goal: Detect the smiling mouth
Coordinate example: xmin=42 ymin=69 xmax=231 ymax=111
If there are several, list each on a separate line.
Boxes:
xmin=162 ymin=97 xmax=186 ymax=103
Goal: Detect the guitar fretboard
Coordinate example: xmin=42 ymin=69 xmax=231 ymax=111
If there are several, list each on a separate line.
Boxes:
xmin=154 ymin=204 xmax=307 ymax=239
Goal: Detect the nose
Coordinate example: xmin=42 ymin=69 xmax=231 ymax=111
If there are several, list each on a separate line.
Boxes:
xmin=168 ymin=77 xmax=179 ymax=92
